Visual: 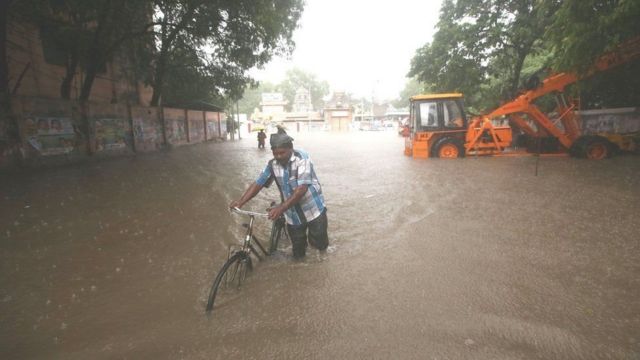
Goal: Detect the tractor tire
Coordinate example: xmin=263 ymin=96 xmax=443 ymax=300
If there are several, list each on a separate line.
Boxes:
xmin=433 ymin=138 xmax=465 ymax=159
xmin=583 ymin=136 xmax=613 ymax=160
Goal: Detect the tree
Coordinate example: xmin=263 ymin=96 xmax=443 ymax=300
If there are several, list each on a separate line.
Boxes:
xmin=544 ymin=0 xmax=640 ymax=108
xmin=76 ymin=1 xmax=151 ymax=102
xmin=409 ymin=0 xmax=560 ymax=110
xmin=151 ymin=0 xmax=304 ymax=106
xmin=1 ymin=0 xmax=11 ymax=105
xmin=392 ymin=77 xmax=429 ymax=109
xmin=546 ymin=0 xmax=640 ymax=72
xmin=2 ymin=0 xmax=22 ymax=160
xmin=8 ymin=0 xmax=152 ymax=102
xmin=236 ymin=81 xmax=277 ymax=115
xmin=277 ymin=68 xmax=329 ymax=111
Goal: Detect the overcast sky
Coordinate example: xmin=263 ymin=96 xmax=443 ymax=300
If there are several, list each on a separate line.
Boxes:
xmin=251 ymin=0 xmax=443 ymax=101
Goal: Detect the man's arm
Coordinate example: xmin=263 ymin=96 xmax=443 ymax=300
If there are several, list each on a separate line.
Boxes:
xmin=268 ymin=184 xmax=308 ymax=220
xmin=229 ymin=182 xmax=264 ymax=209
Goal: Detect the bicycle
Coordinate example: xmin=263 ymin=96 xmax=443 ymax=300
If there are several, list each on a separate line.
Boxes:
xmin=205 ymin=204 xmax=288 ymax=313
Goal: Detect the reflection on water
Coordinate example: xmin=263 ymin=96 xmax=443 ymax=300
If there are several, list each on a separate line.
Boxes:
xmin=1 ymin=132 xmax=639 ymax=359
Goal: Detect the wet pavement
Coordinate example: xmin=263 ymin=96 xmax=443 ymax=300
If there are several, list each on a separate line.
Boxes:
xmin=1 ymin=131 xmax=639 ymax=359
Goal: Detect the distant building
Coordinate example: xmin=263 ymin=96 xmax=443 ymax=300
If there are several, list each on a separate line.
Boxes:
xmin=293 ymin=87 xmax=312 ymax=112
xmin=252 ymin=92 xmax=323 ymax=132
xmin=323 ymin=92 xmax=353 ymax=132
xmin=260 ymin=93 xmax=287 ymax=115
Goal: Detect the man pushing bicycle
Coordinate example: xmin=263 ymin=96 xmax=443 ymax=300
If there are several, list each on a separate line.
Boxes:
xmin=229 ymin=129 xmax=329 ymax=259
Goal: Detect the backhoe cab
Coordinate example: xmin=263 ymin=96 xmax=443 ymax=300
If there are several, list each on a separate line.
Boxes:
xmin=404 ymin=93 xmax=512 ymax=159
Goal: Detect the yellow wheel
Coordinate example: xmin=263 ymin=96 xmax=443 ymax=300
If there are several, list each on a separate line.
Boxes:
xmin=585 ymin=139 xmax=610 ymax=160
xmin=434 ymin=139 xmax=464 ymax=158
xmin=438 ymin=143 xmax=459 ymax=158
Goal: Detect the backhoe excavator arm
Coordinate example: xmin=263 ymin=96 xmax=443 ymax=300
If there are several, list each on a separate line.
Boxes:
xmin=474 ymin=36 xmax=640 ymax=150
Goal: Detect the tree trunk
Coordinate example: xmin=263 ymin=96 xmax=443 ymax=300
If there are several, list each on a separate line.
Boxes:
xmin=1 ymin=1 xmax=24 ymax=164
xmin=79 ymin=61 xmax=99 ymax=102
xmin=1 ymin=0 xmax=9 ymax=105
xmin=60 ymin=54 xmax=78 ymax=99
xmin=509 ymin=50 xmax=528 ymax=99
xmin=150 ymin=50 xmax=167 ymax=106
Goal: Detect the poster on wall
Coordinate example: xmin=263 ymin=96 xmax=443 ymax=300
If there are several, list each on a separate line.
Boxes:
xmin=133 ymin=119 xmax=144 ymax=141
xmin=190 ymin=120 xmax=204 ymax=141
xmin=25 ymin=117 xmax=75 ymax=155
xmin=133 ymin=118 xmax=159 ymax=150
xmin=206 ymin=121 xmax=217 ymax=139
xmin=170 ymin=120 xmax=186 ymax=142
xmin=94 ymin=118 xmax=126 ymax=151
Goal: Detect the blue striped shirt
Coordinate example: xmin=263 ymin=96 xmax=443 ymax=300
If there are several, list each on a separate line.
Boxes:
xmin=255 ymin=149 xmax=326 ymax=225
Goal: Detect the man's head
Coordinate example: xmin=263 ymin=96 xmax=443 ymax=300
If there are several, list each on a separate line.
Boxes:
xmin=270 ymin=132 xmax=294 ymax=165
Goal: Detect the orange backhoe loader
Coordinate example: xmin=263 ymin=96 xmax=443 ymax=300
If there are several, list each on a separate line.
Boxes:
xmin=404 ymin=37 xmax=640 ymax=159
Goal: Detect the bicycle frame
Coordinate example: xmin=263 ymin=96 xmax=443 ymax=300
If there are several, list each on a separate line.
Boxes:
xmin=230 ymin=207 xmax=270 ymax=260
xmin=205 ymin=205 xmax=288 ymax=313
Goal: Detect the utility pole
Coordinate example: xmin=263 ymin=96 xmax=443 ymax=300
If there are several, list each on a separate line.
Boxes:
xmin=236 ymin=101 xmax=241 ymax=140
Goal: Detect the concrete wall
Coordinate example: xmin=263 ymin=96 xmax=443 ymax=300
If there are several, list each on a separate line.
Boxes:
xmin=2 ymin=95 xmax=225 ymax=169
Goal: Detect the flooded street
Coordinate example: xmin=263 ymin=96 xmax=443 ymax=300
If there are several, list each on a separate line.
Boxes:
xmin=1 ymin=131 xmax=639 ymax=359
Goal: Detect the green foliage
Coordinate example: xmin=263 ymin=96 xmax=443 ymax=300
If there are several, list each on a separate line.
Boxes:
xmin=391 ymin=77 xmax=429 ymax=109
xmin=408 ymin=0 xmax=639 ymax=110
xmin=153 ymin=0 xmax=304 ymax=106
xmin=546 ymin=0 xmax=640 ymax=72
xmin=409 ymin=0 xmax=558 ymax=109
xmin=236 ymin=81 xmax=277 ymax=115
xmin=543 ymin=0 xmax=640 ymax=108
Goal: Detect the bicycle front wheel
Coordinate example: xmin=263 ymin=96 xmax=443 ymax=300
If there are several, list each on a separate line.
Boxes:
xmin=205 ymin=251 xmax=252 ymax=312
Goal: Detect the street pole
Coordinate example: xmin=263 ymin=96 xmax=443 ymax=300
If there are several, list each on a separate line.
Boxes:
xmin=236 ymin=101 xmax=241 ymax=140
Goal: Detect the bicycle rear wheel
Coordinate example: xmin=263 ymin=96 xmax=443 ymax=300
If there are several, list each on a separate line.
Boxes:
xmin=205 ymin=251 xmax=252 ymax=312
xmin=269 ymin=218 xmax=286 ymax=254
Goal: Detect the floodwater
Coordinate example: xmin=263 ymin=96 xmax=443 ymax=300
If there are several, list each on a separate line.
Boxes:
xmin=1 ymin=131 xmax=639 ymax=359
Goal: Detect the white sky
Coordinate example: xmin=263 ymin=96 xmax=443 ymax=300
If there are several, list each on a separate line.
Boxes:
xmin=251 ymin=0 xmax=443 ymax=102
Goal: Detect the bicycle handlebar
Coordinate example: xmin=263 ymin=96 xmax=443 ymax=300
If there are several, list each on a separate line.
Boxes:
xmin=231 ymin=207 xmax=269 ymax=217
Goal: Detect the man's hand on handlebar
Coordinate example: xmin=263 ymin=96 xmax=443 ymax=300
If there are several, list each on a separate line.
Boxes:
xmin=267 ymin=204 xmax=286 ymax=220
xmin=229 ymin=199 xmax=242 ymax=209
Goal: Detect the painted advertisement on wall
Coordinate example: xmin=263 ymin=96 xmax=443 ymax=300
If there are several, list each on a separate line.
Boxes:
xmin=187 ymin=110 xmax=204 ymax=143
xmin=164 ymin=108 xmax=187 ymax=145
xmin=170 ymin=120 xmax=186 ymax=144
xmin=189 ymin=119 xmax=204 ymax=142
xmin=579 ymin=108 xmax=640 ymax=134
xmin=131 ymin=107 xmax=160 ymax=151
xmin=94 ymin=118 xmax=126 ymax=151
xmin=206 ymin=120 xmax=217 ymax=140
xmin=25 ymin=116 xmax=75 ymax=155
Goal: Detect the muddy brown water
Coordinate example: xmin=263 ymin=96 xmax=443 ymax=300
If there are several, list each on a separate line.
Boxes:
xmin=1 ymin=131 xmax=639 ymax=359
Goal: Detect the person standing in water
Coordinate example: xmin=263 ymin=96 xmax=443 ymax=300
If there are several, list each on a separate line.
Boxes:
xmin=230 ymin=129 xmax=328 ymax=258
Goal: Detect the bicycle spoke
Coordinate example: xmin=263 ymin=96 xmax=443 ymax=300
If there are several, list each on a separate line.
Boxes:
xmin=206 ymin=252 xmax=251 ymax=312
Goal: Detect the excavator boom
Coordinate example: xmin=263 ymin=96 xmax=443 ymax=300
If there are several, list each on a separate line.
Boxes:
xmin=406 ymin=36 xmax=640 ymax=159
